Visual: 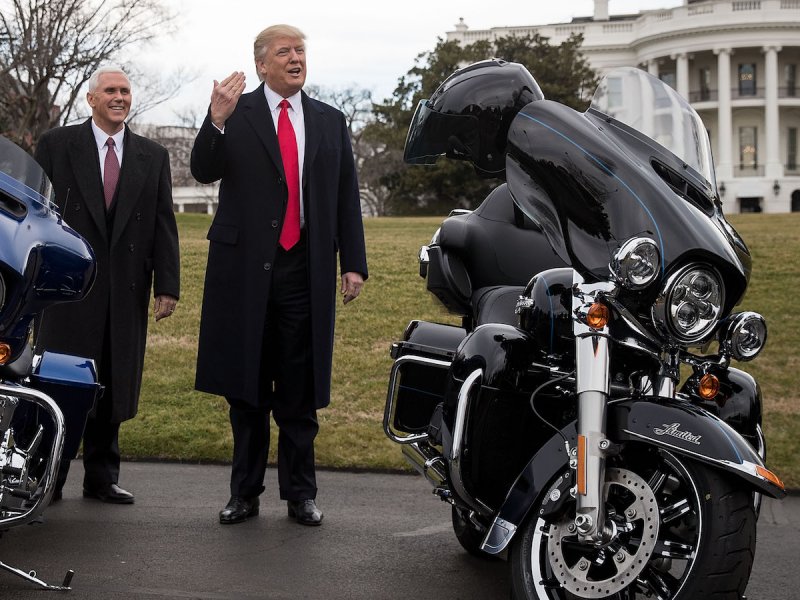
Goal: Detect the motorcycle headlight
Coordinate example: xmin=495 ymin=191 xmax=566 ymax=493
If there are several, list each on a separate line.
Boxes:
xmin=652 ymin=265 xmax=724 ymax=343
xmin=609 ymin=237 xmax=660 ymax=289
xmin=719 ymin=312 xmax=767 ymax=361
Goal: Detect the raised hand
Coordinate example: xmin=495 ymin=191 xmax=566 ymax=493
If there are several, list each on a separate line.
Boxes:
xmin=210 ymin=71 xmax=246 ymax=129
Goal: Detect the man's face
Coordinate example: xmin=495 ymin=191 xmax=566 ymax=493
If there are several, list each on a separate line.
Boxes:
xmin=257 ymin=36 xmax=306 ymax=97
xmin=86 ymin=72 xmax=131 ymax=135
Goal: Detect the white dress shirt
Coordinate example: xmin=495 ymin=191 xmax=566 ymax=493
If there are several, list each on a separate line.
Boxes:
xmin=91 ymin=120 xmax=125 ymax=181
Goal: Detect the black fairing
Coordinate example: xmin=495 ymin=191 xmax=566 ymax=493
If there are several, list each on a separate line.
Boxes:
xmin=506 ymin=100 xmax=751 ymax=312
xmin=681 ymin=366 xmax=763 ymax=448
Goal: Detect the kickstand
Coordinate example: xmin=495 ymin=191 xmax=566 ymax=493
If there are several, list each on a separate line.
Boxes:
xmin=0 ymin=559 xmax=74 ymax=591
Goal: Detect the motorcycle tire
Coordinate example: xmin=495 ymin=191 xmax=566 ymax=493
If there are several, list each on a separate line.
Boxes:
xmin=452 ymin=506 xmax=495 ymax=560
xmin=509 ymin=447 xmax=756 ymax=600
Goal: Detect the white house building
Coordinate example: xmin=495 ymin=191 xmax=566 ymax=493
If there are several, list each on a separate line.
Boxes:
xmin=447 ymin=0 xmax=800 ymax=213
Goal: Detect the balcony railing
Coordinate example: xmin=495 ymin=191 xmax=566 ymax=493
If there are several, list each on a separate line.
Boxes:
xmin=689 ymin=90 xmax=719 ymax=102
xmin=685 ymin=88 xmax=777 ymax=102
xmin=734 ymin=164 xmax=765 ymax=176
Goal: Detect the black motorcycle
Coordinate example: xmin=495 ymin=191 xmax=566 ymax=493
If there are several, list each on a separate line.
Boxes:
xmin=383 ymin=60 xmax=786 ymax=599
xmin=0 ymin=135 xmax=99 ymax=590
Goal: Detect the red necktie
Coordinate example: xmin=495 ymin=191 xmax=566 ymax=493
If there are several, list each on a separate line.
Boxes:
xmin=103 ymin=137 xmax=120 ymax=209
xmin=277 ymin=99 xmax=300 ymax=250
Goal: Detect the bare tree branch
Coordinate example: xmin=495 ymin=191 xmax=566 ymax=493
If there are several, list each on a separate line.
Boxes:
xmin=0 ymin=0 xmax=184 ymax=153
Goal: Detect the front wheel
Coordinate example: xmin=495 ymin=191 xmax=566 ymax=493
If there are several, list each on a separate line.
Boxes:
xmin=509 ymin=447 xmax=756 ymax=599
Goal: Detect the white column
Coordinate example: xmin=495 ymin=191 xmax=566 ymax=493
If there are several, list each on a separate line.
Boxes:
xmin=673 ymin=53 xmax=689 ymax=99
xmin=715 ymin=48 xmax=733 ymax=181
xmin=763 ymin=45 xmax=782 ymax=179
xmin=647 ymin=59 xmax=659 ymax=78
xmin=594 ymin=0 xmax=609 ymax=21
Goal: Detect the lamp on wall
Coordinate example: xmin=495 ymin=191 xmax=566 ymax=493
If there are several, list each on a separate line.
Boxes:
xmin=773 ymin=180 xmax=781 ymax=196
xmin=719 ymin=182 xmax=726 ymax=198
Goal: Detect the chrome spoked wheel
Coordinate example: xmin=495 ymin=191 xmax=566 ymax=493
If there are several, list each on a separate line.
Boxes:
xmin=510 ymin=447 xmax=756 ymax=600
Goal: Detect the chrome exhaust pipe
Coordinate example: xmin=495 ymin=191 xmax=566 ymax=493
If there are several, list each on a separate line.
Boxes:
xmin=402 ymin=441 xmax=447 ymax=487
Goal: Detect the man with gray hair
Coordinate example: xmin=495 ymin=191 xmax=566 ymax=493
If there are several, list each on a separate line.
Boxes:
xmin=192 ymin=24 xmax=368 ymax=526
xmin=35 ymin=65 xmax=180 ymax=504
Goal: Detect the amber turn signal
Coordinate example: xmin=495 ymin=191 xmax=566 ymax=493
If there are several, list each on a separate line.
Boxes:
xmin=756 ymin=465 xmax=785 ymax=490
xmin=0 ymin=342 xmax=11 ymax=365
xmin=586 ymin=303 xmax=609 ymax=329
xmin=698 ymin=373 xmax=720 ymax=400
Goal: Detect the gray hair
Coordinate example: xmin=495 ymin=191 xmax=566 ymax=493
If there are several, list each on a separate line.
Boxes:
xmin=253 ymin=25 xmax=306 ymax=81
xmin=87 ymin=65 xmax=131 ymax=92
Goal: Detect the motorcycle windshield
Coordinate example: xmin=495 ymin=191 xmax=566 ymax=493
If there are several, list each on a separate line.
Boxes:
xmin=0 ymin=136 xmax=55 ymax=216
xmin=589 ymin=67 xmax=716 ymax=193
xmin=506 ymin=67 xmax=749 ymax=306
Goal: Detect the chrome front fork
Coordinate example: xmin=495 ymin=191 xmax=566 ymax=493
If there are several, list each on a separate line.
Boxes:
xmin=572 ymin=274 xmax=616 ymax=543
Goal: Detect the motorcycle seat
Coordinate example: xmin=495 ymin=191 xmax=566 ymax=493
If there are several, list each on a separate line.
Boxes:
xmin=472 ymin=286 xmax=525 ymax=327
xmin=437 ymin=184 xmax=566 ymax=292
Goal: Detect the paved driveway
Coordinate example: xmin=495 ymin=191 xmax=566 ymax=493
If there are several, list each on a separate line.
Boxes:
xmin=0 ymin=461 xmax=796 ymax=599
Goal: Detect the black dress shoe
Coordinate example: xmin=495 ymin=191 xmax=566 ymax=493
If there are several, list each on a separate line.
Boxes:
xmin=83 ymin=483 xmax=134 ymax=504
xmin=287 ymin=499 xmax=323 ymax=526
xmin=219 ymin=496 xmax=259 ymax=524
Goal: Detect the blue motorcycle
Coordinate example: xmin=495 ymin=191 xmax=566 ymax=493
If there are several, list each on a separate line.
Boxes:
xmin=0 ymin=135 xmax=99 ymax=590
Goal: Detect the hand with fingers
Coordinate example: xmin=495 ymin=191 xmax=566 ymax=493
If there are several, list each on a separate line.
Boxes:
xmin=210 ymin=71 xmax=247 ymax=130
xmin=341 ymin=272 xmax=364 ymax=305
xmin=154 ymin=294 xmax=178 ymax=322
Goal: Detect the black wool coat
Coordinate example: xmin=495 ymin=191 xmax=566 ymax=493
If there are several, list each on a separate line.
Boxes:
xmin=34 ymin=119 xmax=181 ymax=422
xmin=191 ymin=85 xmax=368 ymax=408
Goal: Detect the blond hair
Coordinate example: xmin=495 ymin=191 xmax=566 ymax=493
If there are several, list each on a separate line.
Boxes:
xmin=253 ymin=24 xmax=306 ymax=81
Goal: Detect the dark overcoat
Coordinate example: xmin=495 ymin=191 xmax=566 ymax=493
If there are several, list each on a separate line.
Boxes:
xmin=34 ymin=120 xmax=181 ymax=422
xmin=191 ymin=84 xmax=368 ymax=408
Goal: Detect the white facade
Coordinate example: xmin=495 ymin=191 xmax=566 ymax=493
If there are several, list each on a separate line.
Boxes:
xmin=447 ymin=0 xmax=800 ymax=213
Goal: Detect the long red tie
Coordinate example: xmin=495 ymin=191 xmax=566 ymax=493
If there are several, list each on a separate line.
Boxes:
xmin=277 ymin=99 xmax=300 ymax=250
xmin=103 ymin=137 xmax=120 ymax=209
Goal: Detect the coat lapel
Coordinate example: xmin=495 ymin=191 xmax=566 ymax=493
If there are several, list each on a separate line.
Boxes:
xmin=241 ymin=84 xmax=284 ymax=177
xmin=69 ymin=120 xmax=108 ymax=240
xmin=110 ymin=127 xmax=152 ymax=248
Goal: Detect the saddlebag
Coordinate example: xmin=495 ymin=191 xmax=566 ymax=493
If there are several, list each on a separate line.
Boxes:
xmin=29 ymin=351 xmax=101 ymax=461
xmin=385 ymin=320 xmax=466 ymax=439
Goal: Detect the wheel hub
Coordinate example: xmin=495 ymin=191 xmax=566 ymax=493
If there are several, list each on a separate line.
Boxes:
xmin=546 ymin=468 xmax=660 ymax=597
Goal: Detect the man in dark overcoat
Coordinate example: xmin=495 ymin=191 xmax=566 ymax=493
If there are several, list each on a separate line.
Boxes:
xmin=34 ymin=66 xmax=180 ymax=504
xmin=191 ymin=24 xmax=368 ymax=526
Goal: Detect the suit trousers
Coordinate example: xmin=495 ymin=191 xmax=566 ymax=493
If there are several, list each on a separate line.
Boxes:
xmin=56 ymin=318 xmax=122 ymax=492
xmin=227 ymin=232 xmax=319 ymax=501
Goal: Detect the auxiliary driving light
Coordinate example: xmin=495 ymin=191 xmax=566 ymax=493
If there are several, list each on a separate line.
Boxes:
xmin=609 ymin=237 xmax=661 ymax=289
xmin=719 ymin=312 xmax=768 ymax=361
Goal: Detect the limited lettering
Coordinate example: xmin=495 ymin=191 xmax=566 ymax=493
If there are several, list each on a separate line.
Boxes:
xmin=653 ymin=422 xmax=702 ymax=445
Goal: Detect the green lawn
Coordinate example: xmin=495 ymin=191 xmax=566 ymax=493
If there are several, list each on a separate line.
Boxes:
xmin=123 ymin=212 xmax=800 ymax=488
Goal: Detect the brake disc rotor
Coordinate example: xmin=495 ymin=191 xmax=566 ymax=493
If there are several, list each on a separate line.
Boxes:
xmin=546 ymin=467 xmax=660 ymax=598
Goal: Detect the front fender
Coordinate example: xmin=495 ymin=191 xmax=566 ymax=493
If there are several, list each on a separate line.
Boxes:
xmin=611 ymin=397 xmax=785 ymax=498
xmin=480 ymin=396 xmax=785 ymax=555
